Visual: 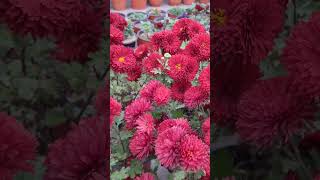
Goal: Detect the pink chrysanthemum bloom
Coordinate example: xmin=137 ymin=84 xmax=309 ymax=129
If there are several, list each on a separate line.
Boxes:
xmin=154 ymin=84 xmax=171 ymax=106
xmin=167 ymin=54 xmax=198 ymax=82
xmin=199 ymin=66 xmax=210 ymax=94
xmin=129 ymin=131 xmax=154 ymax=160
xmin=110 ymin=45 xmax=137 ymax=73
xmin=185 ymin=33 xmax=210 ymax=62
xmin=45 ymin=117 xmax=107 ymax=179
xmin=124 ymin=98 xmax=152 ymax=130
xmin=172 ymin=18 xmax=206 ymax=41
xmin=110 ymin=25 xmax=124 ymax=45
xmin=179 ymin=134 xmax=209 ymax=172
xmin=151 ymin=30 xmax=182 ymax=55
xmin=135 ymin=44 xmax=151 ymax=61
xmin=282 ymin=12 xmax=320 ymax=96
xmin=110 ymin=97 xmax=122 ymax=125
xmin=184 ymin=86 xmax=208 ymax=109
xmin=155 ymin=126 xmax=189 ymax=169
xmin=134 ymin=172 xmax=155 ymax=180
xmin=157 ymin=118 xmax=192 ymax=135
xmin=202 ymin=117 xmax=210 ymax=134
xmin=236 ymin=77 xmax=317 ymax=148
xmin=139 ymin=80 xmax=162 ymax=101
xmin=171 ymin=81 xmax=191 ymax=102
xmin=0 ymin=112 xmax=38 ymax=179
xmin=136 ymin=113 xmax=155 ymax=135
xmin=143 ymin=53 xmax=164 ymax=75
xmin=110 ymin=12 xmax=127 ymax=31
xmin=127 ymin=62 xmax=142 ymax=81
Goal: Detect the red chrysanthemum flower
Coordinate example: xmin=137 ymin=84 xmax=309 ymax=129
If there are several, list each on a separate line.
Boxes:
xmin=110 ymin=97 xmax=122 ymax=125
xmin=157 ymin=118 xmax=192 ymax=135
xmin=213 ymin=0 xmax=285 ymax=64
xmin=143 ymin=53 xmax=164 ymax=75
xmin=155 ymin=126 xmax=189 ymax=169
xmin=124 ymin=98 xmax=152 ymax=130
xmin=110 ymin=25 xmax=124 ymax=45
xmin=199 ymin=65 xmax=210 ymax=94
xmin=45 ymin=117 xmax=107 ymax=179
xmin=171 ymin=81 xmax=191 ymax=102
xmin=135 ymin=44 xmax=151 ymax=61
xmin=154 ymin=84 xmax=171 ymax=106
xmin=53 ymin=5 xmax=104 ymax=63
xmin=129 ymin=131 xmax=154 ymax=160
xmin=167 ymin=54 xmax=198 ymax=82
xmin=151 ymin=30 xmax=182 ymax=55
xmin=139 ymin=80 xmax=162 ymax=101
xmin=172 ymin=18 xmax=206 ymax=41
xmin=0 ymin=112 xmax=38 ymax=179
xmin=282 ymin=12 xmax=320 ymax=96
xmin=110 ymin=12 xmax=127 ymax=31
xmin=185 ymin=33 xmax=210 ymax=62
xmin=236 ymin=77 xmax=317 ymax=148
xmin=242 ymin=0 xmax=285 ymax=64
xmin=184 ymin=86 xmax=208 ymax=109
xmin=179 ymin=134 xmax=209 ymax=172
xmin=202 ymin=117 xmax=210 ymax=134
xmin=136 ymin=113 xmax=155 ymax=135
xmin=110 ymin=45 xmax=137 ymax=73
xmin=212 ymin=60 xmax=261 ymax=127
xmin=2 ymin=0 xmax=63 ymax=38
xmin=127 ymin=62 xmax=142 ymax=81
xmin=134 ymin=172 xmax=155 ymax=180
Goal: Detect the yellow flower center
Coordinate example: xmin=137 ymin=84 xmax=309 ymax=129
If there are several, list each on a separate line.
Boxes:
xmin=175 ymin=64 xmax=182 ymax=70
xmin=213 ymin=9 xmax=226 ymax=26
xmin=118 ymin=57 xmax=125 ymax=63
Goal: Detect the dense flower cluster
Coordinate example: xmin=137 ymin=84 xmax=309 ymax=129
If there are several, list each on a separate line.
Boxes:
xmin=111 ymin=17 xmax=210 ymax=178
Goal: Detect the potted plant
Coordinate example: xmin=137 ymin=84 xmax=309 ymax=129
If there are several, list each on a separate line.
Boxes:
xmin=147 ymin=8 xmax=166 ymax=21
xmin=165 ymin=18 xmax=178 ymax=30
xmin=153 ymin=17 xmax=167 ymax=30
xmin=183 ymin=0 xmax=194 ymax=5
xmin=123 ymin=20 xmax=137 ymax=48
xmin=168 ymin=0 xmax=182 ymax=6
xmin=199 ymin=0 xmax=209 ymax=3
xmin=131 ymin=0 xmax=147 ymax=10
xmin=137 ymin=22 xmax=155 ymax=46
xmin=167 ymin=7 xmax=186 ymax=18
xmin=149 ymin=0 xmax=163 ymax=7
xmin=111 ymin=0 xmax=127 ymax=10
xmin=127 ymin=12 xmax=148 ymax=23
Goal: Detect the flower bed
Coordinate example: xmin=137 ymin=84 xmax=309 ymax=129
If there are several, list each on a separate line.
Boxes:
xmin=110 ymin=7 xmax=210 ymax=179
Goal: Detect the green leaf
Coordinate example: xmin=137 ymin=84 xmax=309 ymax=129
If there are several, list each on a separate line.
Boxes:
xmin=13 ymin=78 xmax=39 ymax=100
xmin=120 ymin=130 xmax=133 ymax=140
xmin=171 ymin=109 xmax=184 ymax=118
xmin=111 ymin=167 xmax=129 ymax=180
xmin=212 ymin=150 xmax=234 ymax=179
xmin=172 ymin=170 xmax=186 ymax=180
xmin=44 ymin=108 xmax=66 ymax=127
xmin=128 ymin=159 xmax=143 ymax=178
xmin=14 ymin=157 xmax=46 ymax=180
